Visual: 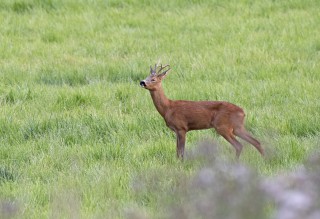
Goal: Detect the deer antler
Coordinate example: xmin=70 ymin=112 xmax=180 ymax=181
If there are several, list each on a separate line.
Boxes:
xmin=150 ymin=63 xmax=170 ymax=75
xmin=157 ymin=64 xmax=170 ymax=75
xmin=150 ymin=64 xmax=157 ymax=75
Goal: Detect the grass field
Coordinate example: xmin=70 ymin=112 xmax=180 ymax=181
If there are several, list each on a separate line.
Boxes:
xmin=0 ymin=0 xmax=319 ymax=218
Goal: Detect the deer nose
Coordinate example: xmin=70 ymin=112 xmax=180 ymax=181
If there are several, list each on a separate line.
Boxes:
xmin=140 ymin=81 xmax=146 ymax=87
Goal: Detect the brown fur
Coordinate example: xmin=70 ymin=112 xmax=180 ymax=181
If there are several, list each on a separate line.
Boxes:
xmin=140 ymin=64 xmax=264 ymax=159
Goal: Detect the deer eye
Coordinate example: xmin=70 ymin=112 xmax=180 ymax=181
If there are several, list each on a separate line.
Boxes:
xmin=151 ymin=79 xmax=156 ymax=82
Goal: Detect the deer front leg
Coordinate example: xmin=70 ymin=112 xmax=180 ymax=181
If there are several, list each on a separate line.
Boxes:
xmin=175 ymin=130 xmax=186 ymax=159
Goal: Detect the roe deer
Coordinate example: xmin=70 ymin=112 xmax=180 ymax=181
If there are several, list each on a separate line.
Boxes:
xmin=140 ymin=64 xmax=264 ymax=159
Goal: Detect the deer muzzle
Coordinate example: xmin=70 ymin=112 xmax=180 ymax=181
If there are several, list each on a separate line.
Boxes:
xmin=140 ymin=81 xmax=146 ymax=87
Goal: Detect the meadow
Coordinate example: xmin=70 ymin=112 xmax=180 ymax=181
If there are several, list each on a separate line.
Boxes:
xmin=0 ymin=0 xmax=319 ymax=218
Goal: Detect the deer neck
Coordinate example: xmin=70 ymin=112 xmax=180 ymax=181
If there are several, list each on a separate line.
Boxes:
xmin=149 ymin=86 xmax=170 ymax=118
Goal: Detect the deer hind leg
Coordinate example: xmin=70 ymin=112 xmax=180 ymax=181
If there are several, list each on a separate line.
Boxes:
xmin=233 ymin=127 xmax=264 ymax=156
xmin=215 ymin=127 xmax=243 ymax=159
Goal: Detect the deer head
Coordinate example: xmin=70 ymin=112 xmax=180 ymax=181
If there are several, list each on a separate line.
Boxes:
xmin=140 ymin=64 xmax=171 ymax=91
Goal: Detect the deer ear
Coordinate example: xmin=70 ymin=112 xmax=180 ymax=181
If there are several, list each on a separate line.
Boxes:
xmin=158 ymin=69 xmax=170 ymax=79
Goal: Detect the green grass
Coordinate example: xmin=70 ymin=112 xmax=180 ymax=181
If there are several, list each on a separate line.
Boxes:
xmin=0 ymin=0 xmax=319 ymax=218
